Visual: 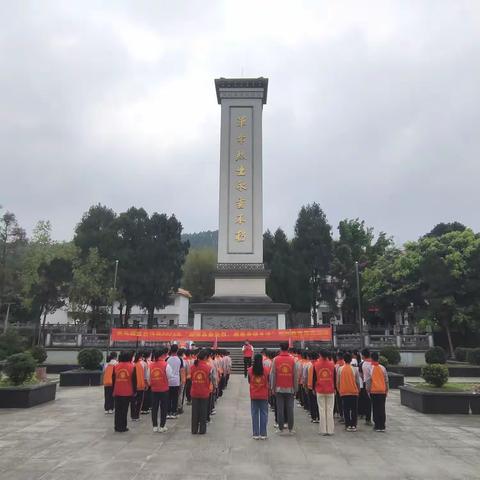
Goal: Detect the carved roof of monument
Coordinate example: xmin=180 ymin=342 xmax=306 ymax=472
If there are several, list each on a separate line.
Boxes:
xmin=215 ymin=77 xmax=268 ymax=104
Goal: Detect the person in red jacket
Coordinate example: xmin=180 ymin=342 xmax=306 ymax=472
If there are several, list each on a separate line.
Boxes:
xmin=149 ymin=348 xmax=172 ymax=433
xmin=314 ymin=350 xmax=335 ymax=436
xmin=248 ymin=353 xmax=271 ymax=440
xmin=242 ymin=340 xmax=254 ymax=378
xmin=112 ymin=351 xmax=137 ymax=433
xmin=190 ymin=349 xmax=214 ymax=435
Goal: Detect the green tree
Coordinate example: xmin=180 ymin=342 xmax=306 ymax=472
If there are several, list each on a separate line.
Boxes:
xmin=31 ymin=257 xmax=73 ymax=344
xmin=292 ymin=203 xmax=333 ymax=323
xmin=329 ymin=218 xmax=393 ymax=325
xmin=69 ymin=247 xmax=111 ymax=329
xmin=138 ymin=213 xmax=189 ymax=327
xmin=0 ymin=210 xmax=27 ymax=329
xmin=182 ymin=248 xmax=216 ymax=303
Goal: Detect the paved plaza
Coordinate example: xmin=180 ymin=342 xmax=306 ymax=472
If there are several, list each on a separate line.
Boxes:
xmin=1 ymin=377 xmax=480 ymax=480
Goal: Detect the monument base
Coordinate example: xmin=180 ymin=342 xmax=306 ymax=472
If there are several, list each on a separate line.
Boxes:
xmin=191 ymin=300 xmax=289 ymax=331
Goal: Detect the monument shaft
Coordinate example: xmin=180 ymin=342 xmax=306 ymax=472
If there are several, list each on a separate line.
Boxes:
xmin=191 ymin=78 xmax=289 ymax=331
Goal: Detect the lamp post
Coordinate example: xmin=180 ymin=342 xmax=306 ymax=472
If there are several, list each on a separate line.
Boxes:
xmin=355 ymin=261 xmax=364 ymax=348
xmin=106 ymin=260 xmax=119 ymax=358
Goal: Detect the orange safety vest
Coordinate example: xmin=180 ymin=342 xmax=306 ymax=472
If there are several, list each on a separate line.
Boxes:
xmin=339 ymin=364 xmax=359 ymax=396
xmin=370 ymin=362 xmax=387 ymax=394
xmin=135 ymin=362 xmax=145 ymax=391
xmin=103 ymin=363 xmax=114 ymax=386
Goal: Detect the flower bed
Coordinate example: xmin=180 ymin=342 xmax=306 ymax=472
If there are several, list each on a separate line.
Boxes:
xmin=59 ymin=369 xmax=102 ymax=386
xmin=0 ymin=382 xmax=57 ymax=408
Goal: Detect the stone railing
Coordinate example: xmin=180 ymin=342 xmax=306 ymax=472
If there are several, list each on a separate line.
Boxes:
xmin=335 ymin=333 xmax=433 ymax=350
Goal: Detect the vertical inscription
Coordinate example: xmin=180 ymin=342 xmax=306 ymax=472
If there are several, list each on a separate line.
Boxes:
xmin=228 ymin=107 xmax=253 ymax=253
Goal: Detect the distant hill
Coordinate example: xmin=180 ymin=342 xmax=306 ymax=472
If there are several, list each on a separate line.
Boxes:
xmin=182 ymin=230 xmax=218 ymax=250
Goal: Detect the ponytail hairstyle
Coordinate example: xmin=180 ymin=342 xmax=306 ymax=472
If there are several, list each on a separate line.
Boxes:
xmin=194 ymin=349 xmax=208 ymax=367
xmin=252 ymin=353 xmax=264 ymax=377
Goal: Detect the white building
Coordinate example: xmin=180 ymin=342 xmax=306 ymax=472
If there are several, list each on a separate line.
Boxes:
xmin=45 ymin=289 xmax=192 ymax=328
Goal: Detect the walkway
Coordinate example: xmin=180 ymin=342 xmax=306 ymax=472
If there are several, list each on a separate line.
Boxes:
xmin=1 ymin=376 xmax=480 ymax=479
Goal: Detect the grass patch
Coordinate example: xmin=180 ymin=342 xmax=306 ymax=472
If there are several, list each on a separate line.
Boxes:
xmin=410 ymin=382 xmax=478 ymax=392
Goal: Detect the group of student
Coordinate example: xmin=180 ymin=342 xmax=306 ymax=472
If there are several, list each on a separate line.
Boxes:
xmin=245 ymin=342 xmax=388 ymax=439
xmin=102 ymin=345 xmax=232 ymax=434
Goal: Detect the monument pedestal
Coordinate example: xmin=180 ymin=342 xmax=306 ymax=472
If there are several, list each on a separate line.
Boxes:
xmin=192 ymin=263 xmax=289 ymax=330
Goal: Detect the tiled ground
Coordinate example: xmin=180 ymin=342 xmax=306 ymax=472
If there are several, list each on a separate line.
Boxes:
xmin=1 ymin=376 xmax=480 ymax=479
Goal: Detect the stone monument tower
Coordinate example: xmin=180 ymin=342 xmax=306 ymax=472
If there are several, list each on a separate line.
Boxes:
xmin=192 ymin=78 xmax=289 ymax=330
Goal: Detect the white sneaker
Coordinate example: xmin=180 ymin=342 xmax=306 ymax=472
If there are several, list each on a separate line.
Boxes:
xmin=274 ymin=423 xmax=279 ymax=429
xmin=108 ymin=410 xmax=114 ymax=414
xmin=260 ymin=436 xmax=267 ymax=440
xmin=159 ymin=427 xmax=168 ymax=433
xmin=289 ymin=429 xmax=296 ymax=435
xmin=252 ymin=436 xmax=260 ymax=440
xmin=153 ymin=427 xmax=158 ymax=433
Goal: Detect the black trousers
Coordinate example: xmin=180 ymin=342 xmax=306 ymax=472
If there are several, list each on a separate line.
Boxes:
xmin=151 ymin=391 xmax=169 ymax=428
xmin=335 ymin=391 xmax=343 ymax=417
xmin=185 ymin=379 xmax=192 ymax=402
xmin=142 ymin=388 xmax=152 ymax=412
xmin=225 ymin=373 xmax=230 ymax=387
xmin=276 ymin=392 xmax=294 ymax=431
xmin=308 ymin=389 xmax=319 ymax=421
xmin=114 ymin=396 xmax=131 ymax=432
xmin=359 ymin=387 xmax=372 ymax=421
xmin=371 ymin=393 xmax=387 ymax=430
xmin=130 ymin=390 xmax=143 ymax=419
xmin=342 ymin=395 xmax=358 ymax=428
xmin=191 ymin=397 xmax=209 ymax=434
xmin=168 ymin=386 xmax=179 ymax=415
xmin=104 ymin=386 xmax=114 ymax=411
xmin=244 ymin=357 xmax=252 ymax=377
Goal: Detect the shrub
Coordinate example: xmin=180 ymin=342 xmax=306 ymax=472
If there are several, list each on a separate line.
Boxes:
xmin=466 ymin=348 xmax=480 ymax=366
xmin=380 ymin=346 xmax=401 ymax=365
xmin=454 ymin=347 xmax=473 ymax=362
xmin=0 ymin=330 xmax=26 ymax=360
xmin=29 ymin=346 xmax=48 ymax=364
xmin=77 ymin=349 xmax=103 ymax=370
xmin=422 ymin=363 xmax=449 ymax=387
xmin=425 ymin=346 xmax=447 ymax=364
xmin=4 ymin=353 xmax=37 ymax=385
xmin=379 ymin=355 xmax=389 ymax=367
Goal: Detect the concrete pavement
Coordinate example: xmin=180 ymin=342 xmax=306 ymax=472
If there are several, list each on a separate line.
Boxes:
xmin=1 ymin=375 xmax=480 ymax=479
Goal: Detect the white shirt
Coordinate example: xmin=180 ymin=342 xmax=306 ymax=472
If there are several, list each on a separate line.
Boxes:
xmin=167 ymin=355 xmax=182 ymax=387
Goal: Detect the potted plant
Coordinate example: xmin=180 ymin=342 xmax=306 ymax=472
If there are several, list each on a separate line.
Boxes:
xmin=59 ymin=348 xmax=104 ymax=386
xmin=0 ymin=352 xmax=56 ymax=408
xmin=29 ymin=346 xmax=48 ymax=381
xmin=400 ymin=364 xmax=471 ymax=414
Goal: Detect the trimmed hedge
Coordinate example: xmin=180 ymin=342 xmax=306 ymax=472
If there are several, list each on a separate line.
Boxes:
xmin=421 ymin=363 xmax=449 ymax=387
xmin=466 ymin=348 xmax=480 ymax=366
xmin=29 ymin=346 xmax=48 ymax=364
xmin=425 ymin=346 xmax=447 ymax=364
xmin=380 ymin=346 xmax=401 ymax=365
xmin=77 ymin=349 xmax=103 ymax=370
xmin=4 ymin=353 xmax=37 ymax=385
xmin=379 ymin=355 xmax=389 ymax=367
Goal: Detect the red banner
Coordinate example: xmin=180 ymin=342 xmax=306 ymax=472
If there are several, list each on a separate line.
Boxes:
xmin=111 ymin=327 xmax=332 ymax=343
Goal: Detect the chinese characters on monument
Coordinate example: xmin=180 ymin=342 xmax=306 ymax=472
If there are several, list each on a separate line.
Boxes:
xmin=228 ymin=107 xmax=253 ymax=253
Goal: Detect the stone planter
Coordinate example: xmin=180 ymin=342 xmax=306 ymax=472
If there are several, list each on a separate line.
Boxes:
xmin=400 ymin=385 xmax=471 ymax=414
xmin=388 ymin=372 xmax=404 ymax=389
xmin=470 ymin=395 xmax=480 ymax=414
xmin=59 ymin=369 xmax=102 ymax=387
xmin=0 ymin=382 xmax=56 ymax=408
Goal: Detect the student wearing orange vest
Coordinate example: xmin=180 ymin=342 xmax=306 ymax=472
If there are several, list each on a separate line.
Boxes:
xmin=313 ymin=350 xmax=335 ymax=435
xmin=190 ymin=349 xmax=214 ymax=435
xmin=270 ymin=342 xmax=298 ymax=435
xmin=365 ymin=352 xmax=389 ymax=432
xmin=131 ymin=352 xmax=146 ymax=421
xmin=337 ymin=352 xmax=361 ymax=432
xmin=248 ymin=353 xmax=271 ymax=440
xmin=103 ymin=352 xmax=117 ymax=414
xmin=148 ymin=349 xmax=172 ymax=433
xmin=112 ymin=351 xmax=137 ymax=433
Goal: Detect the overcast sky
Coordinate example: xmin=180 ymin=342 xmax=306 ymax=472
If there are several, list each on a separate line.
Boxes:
xmin=1 ymin=1 xmax=479 ymax=245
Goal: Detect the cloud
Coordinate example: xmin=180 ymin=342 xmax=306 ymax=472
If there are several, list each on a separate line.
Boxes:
xmin=1 ymin=0 xmax=479 ymax=244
